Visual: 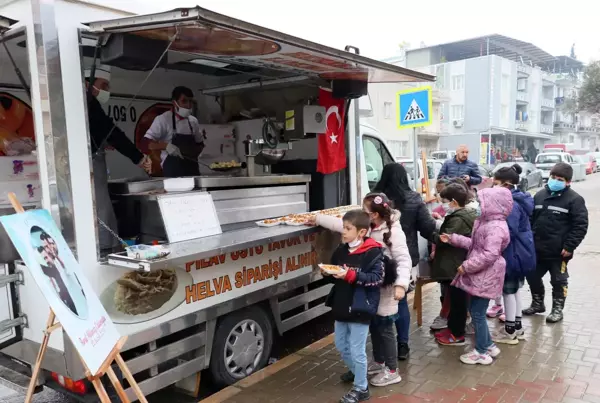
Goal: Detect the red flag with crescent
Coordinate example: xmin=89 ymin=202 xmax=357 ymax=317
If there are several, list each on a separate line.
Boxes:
xmin=317 ymin=88 xmax=346 ymax=174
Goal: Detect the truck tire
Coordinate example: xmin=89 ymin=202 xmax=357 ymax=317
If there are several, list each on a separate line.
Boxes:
xmin=209 ymin=306 xmax=274 ymax=387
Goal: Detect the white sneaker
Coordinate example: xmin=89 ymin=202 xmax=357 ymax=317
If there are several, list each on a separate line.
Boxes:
xmin=487 ymin=343 xmax=501 ymax=358
xmin=460 ymin=349 xmax=494 ymax=365
xmin=516 ymin=328 xmax=526 ymax=340
xmin=370 ymin=367 xmax=402 ymax=387
xmin=430 ymin=316 xmax=448 ymax=330
xmin=492 ymin=329 xmax=519 ymax=345
xmin=367 ymin=362 xmax=385 ymax=376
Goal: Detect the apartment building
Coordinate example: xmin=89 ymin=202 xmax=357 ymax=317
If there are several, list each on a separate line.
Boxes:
xmin=370 ymin=35 xmax=562 ymax=161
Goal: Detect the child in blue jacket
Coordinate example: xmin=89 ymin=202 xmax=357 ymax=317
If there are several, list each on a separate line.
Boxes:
xmin=491 ymin=164 xmax=535 ymax=345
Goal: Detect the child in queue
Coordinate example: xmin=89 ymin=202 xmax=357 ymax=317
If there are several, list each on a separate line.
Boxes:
xmin=491 ymin=164 xmax=535 ymax=344
xmin=431 ymin=184 xmax=478 ymax=343
xmin=321 ymin=210 xmax=385 ymax=403
xmin=439 ymin=187 xmax=513 ymax=365
xmin=313 ymin=194 xmax=412 ymax=389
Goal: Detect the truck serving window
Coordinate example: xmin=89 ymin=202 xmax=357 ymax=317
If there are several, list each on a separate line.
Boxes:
xmin=363 ymin=136 xmax=394 ymax=190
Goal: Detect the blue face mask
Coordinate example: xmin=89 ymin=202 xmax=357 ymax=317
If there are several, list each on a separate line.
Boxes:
xmin=547 ymin=178 xmax=566 ymax=192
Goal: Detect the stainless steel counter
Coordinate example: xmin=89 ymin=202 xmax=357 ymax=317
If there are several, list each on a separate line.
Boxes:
xmin=194 ymin=174 xmax=311 ymax=189
xmin=107 ymin=225 xmax=319 ymax=271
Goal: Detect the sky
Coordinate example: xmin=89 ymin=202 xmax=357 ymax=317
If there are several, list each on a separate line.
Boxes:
xmin=91 ymin=0 xmax=599 ymax=64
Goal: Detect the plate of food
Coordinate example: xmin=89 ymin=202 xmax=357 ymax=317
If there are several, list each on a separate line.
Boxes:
xmin=318 ymin=264 xmax=346 ymax=275
xmin=256 ymin=219 xmax=281 ymax=227
xmin=100 ymin=267 xmax=193 ymax=324
xmin=286 ymin=217 xmax=308 ymax=226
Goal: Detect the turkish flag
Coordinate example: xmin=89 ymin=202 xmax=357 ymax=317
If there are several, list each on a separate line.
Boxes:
xmin=317 ymin=88 xmax=347 ymax=174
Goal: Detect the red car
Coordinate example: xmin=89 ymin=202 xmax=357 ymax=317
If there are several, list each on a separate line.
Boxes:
xmin=585 ymin=154 xmax=598 ymax=175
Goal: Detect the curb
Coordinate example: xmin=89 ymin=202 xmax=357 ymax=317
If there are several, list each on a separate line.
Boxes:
xmin=198 ymin=281 xmax=437 ymax=403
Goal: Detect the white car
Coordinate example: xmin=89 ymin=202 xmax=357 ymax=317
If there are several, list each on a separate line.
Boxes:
xmin=395 ymin=158 xmax=444 ymax=195
xmin=535 ymin=152 xmax=585 ymax=182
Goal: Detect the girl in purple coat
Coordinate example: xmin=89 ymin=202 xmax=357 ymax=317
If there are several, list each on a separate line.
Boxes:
xmin=440 ymin=187 xmax=513 ymax=365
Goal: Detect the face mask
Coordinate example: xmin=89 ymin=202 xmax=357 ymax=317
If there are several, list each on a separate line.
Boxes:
xmin=547 ymin=178 xmax=566 ymax=192
xmin=175 ymin=102 xmax=192 ymax=118
xmin=474 ymin=206 xmax=482 ymax=217
xmin=94 ymin=87 xmax=110 ymax=104
xmin=441 ymin=202 xmax=450 ymax=213
xmin=348 ymin=237 xmax=362 ymax=248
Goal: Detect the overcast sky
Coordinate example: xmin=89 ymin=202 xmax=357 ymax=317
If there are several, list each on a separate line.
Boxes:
xmin=94 ymin=0 xmax=598 ymax=64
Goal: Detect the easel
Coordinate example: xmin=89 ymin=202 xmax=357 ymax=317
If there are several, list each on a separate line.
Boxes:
xmin=7 ymin=193 xmax=148 ymax=403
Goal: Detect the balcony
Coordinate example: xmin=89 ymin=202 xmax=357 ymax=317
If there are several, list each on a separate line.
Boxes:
xmin=578 ymin=125 xmax=600 ymax=134
xmin=517 ymin=64 xmax=531 ymax=77
xmin=554 ymin=121 xmax=577 ymax=132
xmin=542 ymin=73 xmax=556 ymax=85
xmin=515 ymin=120 xmax=529 ymax=131
xmin=516 ymin=92 xmax=528 ymax=104
xmin=540 ymin=124 xmax=553 ymax=134
xmin=541 ymin=98 xmax=555 ymax=109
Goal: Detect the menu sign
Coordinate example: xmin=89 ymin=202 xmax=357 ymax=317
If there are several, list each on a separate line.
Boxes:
xmin=0 ymin=210 xmax=120 ymax=375
xmin=157 ymin=192 xmax=222 ymax=243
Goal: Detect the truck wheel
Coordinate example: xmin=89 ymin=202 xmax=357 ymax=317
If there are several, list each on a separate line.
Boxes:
xmin=209 ymin=306 xmax=274 ymax=387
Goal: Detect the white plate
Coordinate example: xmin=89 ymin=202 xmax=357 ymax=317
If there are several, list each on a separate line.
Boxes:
xmin=285 ymin=221 xmax=307 ymax=226
xmin=256 ymin=220 xmax=280 ymax=227
xmin=99 ymin=267 xmax=193 ymax=324
xmin=318 ymin=264 xmax=346 ymax=275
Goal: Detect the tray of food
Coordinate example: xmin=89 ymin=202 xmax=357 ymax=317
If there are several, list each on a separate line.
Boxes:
xmin=318 ymin=264 xmax=346 ymax=275
xmin=256 ymin=218 xmax=281 ymax=227
xmin=209 ymin=160 xmax=245 ymax=172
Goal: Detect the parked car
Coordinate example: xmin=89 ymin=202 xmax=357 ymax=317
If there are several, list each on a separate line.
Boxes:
xmin=535 ymin=152 xmax=586 ymax=182
xmin=396 ymin=158 xmax=444 ymax=196
xmin=492 ymin=162 xmax=543 ymax=191
xmin=430 ymin=150 xmax=456 ymax=161
xmin=584 ymin=154 xmax=598 ymax=174
xmin=571 ymin=155 xmax=588 ymax=180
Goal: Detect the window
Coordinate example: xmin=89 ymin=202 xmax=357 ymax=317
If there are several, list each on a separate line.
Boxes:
xmin=451 ymin=105 xmax=464 ymax=120
xmin=383 ymin=102 xmax=392 ymax=119
xmin=452 ymin=75 xmax=465 ymax=91
xmin=362 ymin=136 xmax=394 ymax=190
xmin=501 ymin=74 xmax=509 ymax=93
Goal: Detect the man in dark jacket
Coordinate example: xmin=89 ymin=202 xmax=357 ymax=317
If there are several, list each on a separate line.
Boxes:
xmin=438 ymin=145 xmax=482 ymax=186
xmin=85 ymin=64 xmax=151 ymax=252
xmin=523 ymin=162 xmax=588 ymax=323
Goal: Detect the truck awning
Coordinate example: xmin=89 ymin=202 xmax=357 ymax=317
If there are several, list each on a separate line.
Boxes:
xmin=0 ymin=15 xmax=17 ymax=34
xmin=85 ymin=7 xmax=435 ymax=84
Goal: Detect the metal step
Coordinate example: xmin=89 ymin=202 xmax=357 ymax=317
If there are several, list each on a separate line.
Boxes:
xmin=0 ymin=354 xmax=42 ymax=395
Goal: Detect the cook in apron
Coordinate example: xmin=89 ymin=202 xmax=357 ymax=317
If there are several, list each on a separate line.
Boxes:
xmin=162 ymin=114 xmax=204 ymax=177
xmin=93 ymin=149 xmax=120 ymax=252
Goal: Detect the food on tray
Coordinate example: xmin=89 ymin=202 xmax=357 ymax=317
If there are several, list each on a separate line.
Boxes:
xmin=114 ymin=268 xmax=178 ymax=315
xmin=318 ymin=264 xmax=345 ymax=274
xmin=210 ymin=160 xmax=242 ymax=169
xmin=257 ymin=205 xmax=360 ymax=227
xmin=262 ymin=219 xmax=279 ymax=224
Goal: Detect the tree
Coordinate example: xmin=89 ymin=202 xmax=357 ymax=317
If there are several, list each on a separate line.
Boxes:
xmin=578 ymin=61 xmax=600 ymax=115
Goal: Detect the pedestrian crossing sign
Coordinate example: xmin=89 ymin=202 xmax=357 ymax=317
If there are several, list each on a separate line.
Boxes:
xmin=397 ymin=86 xmax=432 ymax=129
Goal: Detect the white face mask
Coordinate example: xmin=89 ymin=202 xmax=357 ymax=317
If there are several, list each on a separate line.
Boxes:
xmin=348 ymin=237 xmax=362 ymax=248
xmin=175 ymin=102 xmax=191 ymax=118
xmin=94 ymin=87 xmax=110 ymax=104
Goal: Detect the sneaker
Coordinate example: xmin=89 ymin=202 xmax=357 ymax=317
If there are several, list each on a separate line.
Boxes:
xmin=340 ymin=371 xmax=355 ymax=383
xmin=460 ymin=349 xmax=493 ymax=365
xmin=493 ymin=328 xmax=518 ymax=345
xmin=499 ymin=313 xmax=506 ymax=322
xmin=464 ymin=321 xmax=475 ymax=335
xmin=370 ymin=367 xmax=402 ymax=387
xmin=397 ymin=343 xmax=410 ymax=361
xmin=367 ymin=362 xmax=385 ymax=376
xmin=486 ymin=304 xmax=504 ymax=318
xmin=436 ymin=332 xmax=466 ymax=346
xmin=487 ymin=344 xmax=501 ymax=358
xmin=516 ymin=328 xmax=525 ymax=340
xmin=430 ymin=315 xmax=448 ymax=330
xmin=434 ymin=328 xmax=451 ymax=339
xmin=340 ymin=387 xmax=370 ymax=403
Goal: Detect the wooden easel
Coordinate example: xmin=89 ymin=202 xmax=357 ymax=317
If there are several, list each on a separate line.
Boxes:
xmin=7 ymin=193 xmax=148 ymax=403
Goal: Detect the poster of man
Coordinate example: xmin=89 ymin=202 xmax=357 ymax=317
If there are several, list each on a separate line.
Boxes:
xmin=0 ymin=210 xmax=120 ymax=375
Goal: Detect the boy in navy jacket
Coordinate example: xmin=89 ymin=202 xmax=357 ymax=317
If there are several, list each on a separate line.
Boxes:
xmin=323 ymin=210 xmax=384 ymax=403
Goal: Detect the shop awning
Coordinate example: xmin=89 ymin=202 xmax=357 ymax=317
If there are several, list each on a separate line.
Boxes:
xmin=85 ymin=7 xmax=435 ymax=84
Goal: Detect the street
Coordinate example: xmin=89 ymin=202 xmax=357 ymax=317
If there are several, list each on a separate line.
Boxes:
xmin=2 ymin=174 xmax=597 ymax=403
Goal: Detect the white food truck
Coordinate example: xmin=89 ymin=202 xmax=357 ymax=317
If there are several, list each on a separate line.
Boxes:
xmin=0 ymin=1 xmax=434 ymax=400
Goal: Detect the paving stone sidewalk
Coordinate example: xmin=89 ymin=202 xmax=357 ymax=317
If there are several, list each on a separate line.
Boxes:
xmin=210 ymin=179 xmax=600 ymax=403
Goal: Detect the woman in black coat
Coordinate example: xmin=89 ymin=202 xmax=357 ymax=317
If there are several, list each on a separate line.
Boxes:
xmin=373 ymin=162 xmax=437 ymax=360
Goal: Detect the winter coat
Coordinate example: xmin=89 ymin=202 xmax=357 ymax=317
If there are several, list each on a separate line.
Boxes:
xmin=503 ymin=189 xmax=535 ymax=279
xmin=396 ymin=192 xmax=436 ymax=267
xmin=326 ymin=238 xmax=384 ymax=323
xmin=531 ymin=186 xmax=588 ymax=259
xmin=449 ymin=187 xmax=512 ymax=299
xmin=316 ymin=210 xmax=412 ymax=317
xmin=438 ymin=157 xmax=483 ymax=185
xmin=432 ymin=207 xmax=478 ymax=281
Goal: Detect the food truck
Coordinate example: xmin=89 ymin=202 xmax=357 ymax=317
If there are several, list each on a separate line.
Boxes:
xmin=0 ymin=1 xmax=434 ymax=400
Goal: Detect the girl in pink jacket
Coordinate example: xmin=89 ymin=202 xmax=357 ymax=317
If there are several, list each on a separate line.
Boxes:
xmin=440 ymin=187 xmax=512 ymax=366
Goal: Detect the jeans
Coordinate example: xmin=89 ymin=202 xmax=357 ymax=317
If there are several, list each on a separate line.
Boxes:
xmin=470 ymin=296 xmax=493 ymax=354
xmin=370 ymin=319 xmax=397 ymax=370
xmin=334 ymin=321 xmax=370 ymax=391
xmin=394 ymin=296 xmax=410 ymax=344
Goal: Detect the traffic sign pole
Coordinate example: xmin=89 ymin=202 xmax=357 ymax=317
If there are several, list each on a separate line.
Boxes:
xmin=412 ymin=128 xmax=419 ymax=191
